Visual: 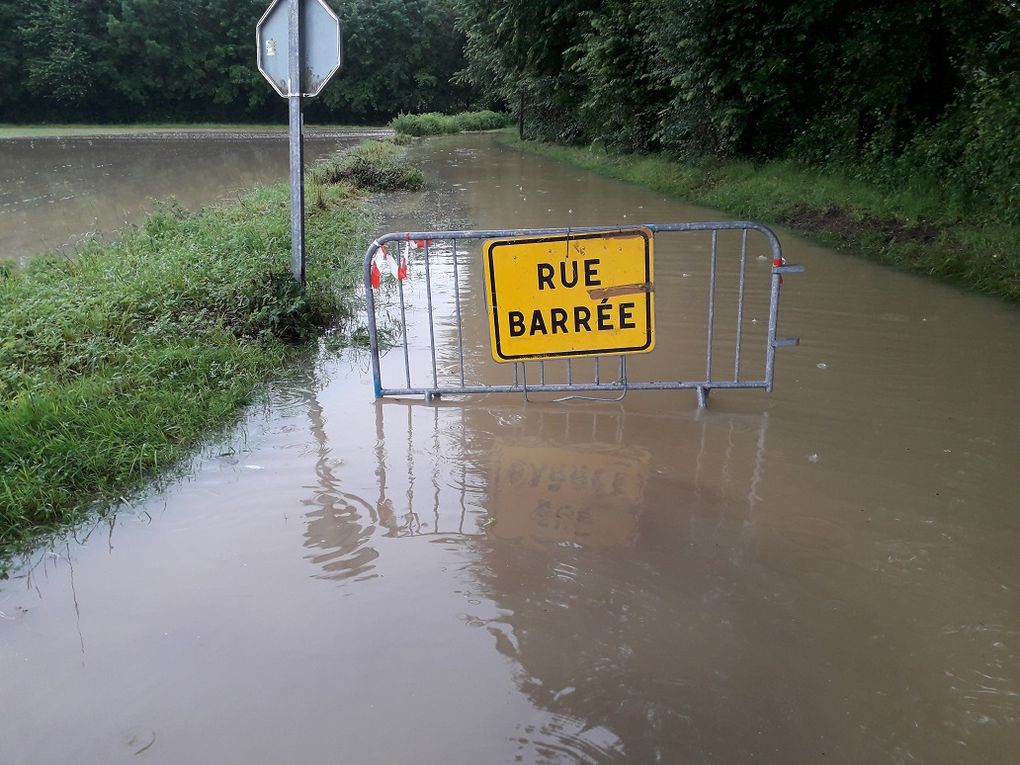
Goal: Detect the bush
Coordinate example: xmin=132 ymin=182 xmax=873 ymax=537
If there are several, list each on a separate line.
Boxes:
xmin=899 ymin=72 xmax=1020 ymax=223
xmin=452 ymin=110 xmax=514 ymax=131
xmin=311 ymin=140 xmax=424 ymax=191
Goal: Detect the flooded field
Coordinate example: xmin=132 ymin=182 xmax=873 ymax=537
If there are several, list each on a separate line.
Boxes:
xmin=1 ymin=134 xmax=1019 ymax=763
xmin=0 ymin=128 xmax=388 ymax=264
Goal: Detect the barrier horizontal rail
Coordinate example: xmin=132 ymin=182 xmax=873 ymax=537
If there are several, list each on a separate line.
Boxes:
xmin=362 ymin=222 xmax=803 ymax=407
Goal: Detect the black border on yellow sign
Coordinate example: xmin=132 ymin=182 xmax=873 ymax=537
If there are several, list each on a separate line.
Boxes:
xmin=485 ymin=229 xmax=653 ymax=361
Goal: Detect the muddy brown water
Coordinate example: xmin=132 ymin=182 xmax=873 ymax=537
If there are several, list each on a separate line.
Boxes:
xmin=2 ymin=134 xmax=1019 ymax=763
xmin=0 ymin=129 xmax=388 ymax=264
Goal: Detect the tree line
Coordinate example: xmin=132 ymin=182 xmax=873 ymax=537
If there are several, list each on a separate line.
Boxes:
xmin=0 ymin=0 xmax=472 ymax=123
xmin=454 ymin=0 xmax=1018 ymax=219
xmin=2 ymin=0 xmax=1015 ymax=217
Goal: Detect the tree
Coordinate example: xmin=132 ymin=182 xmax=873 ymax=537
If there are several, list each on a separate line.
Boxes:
xmin=312 ymin=0 xmax=472 ymax=121
xmin=20 ymin=0 xmax=109 ymax=108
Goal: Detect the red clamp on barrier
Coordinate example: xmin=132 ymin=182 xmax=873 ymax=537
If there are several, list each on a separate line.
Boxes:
xmin=370 ymin=241 xmax=390 ymax=289
xmin=773 ymin=256 xmax=785 ymax=285
xmin=371 ymin=242 xmax=409 ymax=285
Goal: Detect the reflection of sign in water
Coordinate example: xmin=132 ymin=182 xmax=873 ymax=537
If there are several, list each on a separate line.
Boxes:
xmin=491 ymin=441 xmax=649 ymax=547
xmin=482 ymin=229 xmax=655 ymax=362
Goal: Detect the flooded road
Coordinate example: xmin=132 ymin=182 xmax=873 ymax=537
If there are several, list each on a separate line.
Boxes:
xmin=0 ymin=129 xmax=388 ymax=264
xmin=2 ymin=134 xmax=1019 ymax=763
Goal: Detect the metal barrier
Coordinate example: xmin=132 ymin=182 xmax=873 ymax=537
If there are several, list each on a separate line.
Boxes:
xmin=363 ymin=222 xmax=803 ymax=407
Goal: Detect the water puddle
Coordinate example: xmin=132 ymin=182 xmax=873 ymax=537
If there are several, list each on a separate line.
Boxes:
xmin=0 ymin=130 xmax=387 ymax=264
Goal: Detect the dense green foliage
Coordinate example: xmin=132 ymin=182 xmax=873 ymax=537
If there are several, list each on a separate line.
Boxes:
xmin=0 ymin=140 xmax=419 ymax=556
xmin=1 ymin=0 xmax=472 ymax=123
xmin=510 ymin=136 xmax=1019 ymax=303
xmin=389 ymin=110 xmax=513 ymax=136
xmin=455 ymin=0 xmax=1019 ymax=223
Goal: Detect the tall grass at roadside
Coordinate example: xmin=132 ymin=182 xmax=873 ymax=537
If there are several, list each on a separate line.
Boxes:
xmin=390 ymin=110 xmax=512 ymax=137
xmin=0 ymin=140 xmax=421 ymax=560
xmin=311 ymin=139 xmax=424 ymax=191
xmin=507 ymin=136 xmax=1019 ymax=304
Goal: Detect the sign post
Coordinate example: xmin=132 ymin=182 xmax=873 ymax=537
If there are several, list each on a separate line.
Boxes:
xmin=256 ymin=0 xmax=343 ymax=283
xmin=287 ymin=0 xmax=304 ymax=283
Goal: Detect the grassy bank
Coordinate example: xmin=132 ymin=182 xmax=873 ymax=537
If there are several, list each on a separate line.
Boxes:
xmin=507 ymin=136 xmax=1019 ymax=304
xmin=0 ymin=140 xmax=417 ymax=561
xmin=390 ymin=110 xmax=512 ymax=137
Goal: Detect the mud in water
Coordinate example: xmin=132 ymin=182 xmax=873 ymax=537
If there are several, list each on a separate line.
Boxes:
xmin=0 ymin=129 xmax=387 ymax=264
xmin=1 ymin=134 xmax=1019 ymax=764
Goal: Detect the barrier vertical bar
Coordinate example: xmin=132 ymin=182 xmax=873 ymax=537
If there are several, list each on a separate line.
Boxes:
xmin=423 ymin=241 xmax=438 ymax=390
xmin=398 ymin=277 xmax=411 ymax=388
xmin=706 ymin=230 xmax=718 ymax=381
xmin=765 ymin=266 xmax=782 ymax=391
xmin=364 ymin=241 xmax=383 ymax=398
xmin=734 ymin=228 xmax=747 ymax=380
xmin=451 ymin=239 xmax=465 ymax=386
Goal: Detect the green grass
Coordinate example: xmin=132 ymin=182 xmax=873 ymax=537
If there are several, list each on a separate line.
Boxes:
xmin=390 ymin=110 xmax=513 ymax=137
xmin=0 ymin=139 xmax=419 ymax=562
xmin=311 ymin=139 xmax=425 ymax=191
xmin=506 ymin=136 xmax=1019 ymax=304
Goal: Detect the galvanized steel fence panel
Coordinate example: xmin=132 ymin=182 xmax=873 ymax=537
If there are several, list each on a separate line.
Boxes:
xmin=363 ymin=222 xmax=803 ymax=406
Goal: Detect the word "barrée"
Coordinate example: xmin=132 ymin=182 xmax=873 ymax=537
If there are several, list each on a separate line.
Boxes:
xmin=506 ymin=258 xmax=636 ymax=337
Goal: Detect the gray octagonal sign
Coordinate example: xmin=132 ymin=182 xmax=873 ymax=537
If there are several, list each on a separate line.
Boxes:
xmin=256 ymin=0 xmax=343 ymax=98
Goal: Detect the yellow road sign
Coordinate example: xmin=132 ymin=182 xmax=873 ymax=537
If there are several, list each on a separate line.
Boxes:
xmin=482 ymin=228 xmax=654 ymax=362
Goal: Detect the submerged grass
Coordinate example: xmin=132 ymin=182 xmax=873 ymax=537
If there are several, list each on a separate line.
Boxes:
xmin=507 ymin=136 xmax=1019 ymax=304
xmin=390 ymin=110 xmax=513 ymax=137
xmin=311 ymin=139 xmax=424 ymax=191
xmin=0 ymin=139 xmax=419 ymax=562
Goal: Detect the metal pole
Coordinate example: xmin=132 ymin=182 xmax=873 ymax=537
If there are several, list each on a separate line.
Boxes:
xmin=288 ymin=0 xmax=305 ymax=284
